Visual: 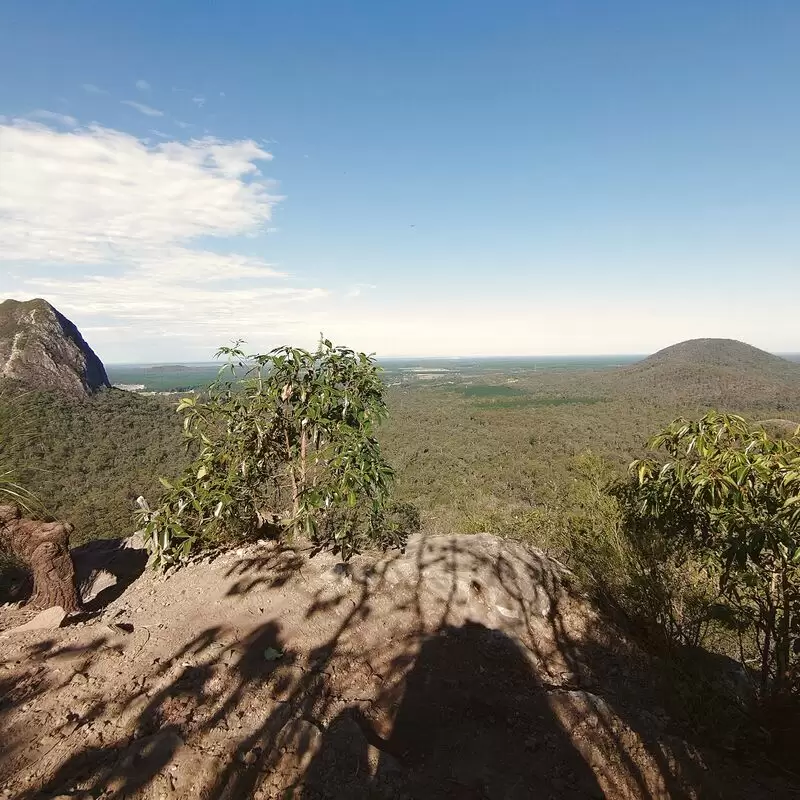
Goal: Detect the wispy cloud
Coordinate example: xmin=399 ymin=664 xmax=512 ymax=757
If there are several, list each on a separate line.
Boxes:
xmin=346 ymin=283 xmax=377 ymax=298
xmin=174 ymin=119 xmax=193 ymax=129
xmin=81 ymin=83 xmax=108 ymax=95
xmin=28 ymin=110 xmax=78 ymax=127
xmin=192 ymin=95 xmax=206 ymax=108
xmin=135 ymin=79 xmax=151 ymax=91
xmin=0 ymin=119 xmax=329 ymax=357
xmin=121 ymin=100 xmax=164 ymax=117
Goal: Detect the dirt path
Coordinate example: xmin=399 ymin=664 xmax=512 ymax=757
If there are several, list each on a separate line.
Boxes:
xmin=0 ymin=534 xmax=795 ymax=798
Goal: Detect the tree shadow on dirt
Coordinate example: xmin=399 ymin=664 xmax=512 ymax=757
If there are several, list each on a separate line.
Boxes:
xmin=0 ymin=632 xmax=112 ymax=787
xmin=4 ymin=534 xmax=796 ymax=799
xmin=223 ymin=542 xmax=307 ymax=596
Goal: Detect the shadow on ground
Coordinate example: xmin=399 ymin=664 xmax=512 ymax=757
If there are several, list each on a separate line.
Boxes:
xmin=71 ymin=536 xmax=148 ymax=612
xmin=1 ymin=533 xmax=795 ymax=799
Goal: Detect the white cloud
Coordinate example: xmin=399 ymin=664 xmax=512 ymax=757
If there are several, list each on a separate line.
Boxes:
xmin=0 ymin=121 xmax=280 ymax=262
xmin=174 ymin=119 xmax=192 ymax=129
xmin=0 ymin=119 xmax=331 ymax=359
xmin=121 ymin=100 xmax=164 ymax=117
xmin=28 ymin=110 xmax=78 ymax=127
xmin=135 ymin=79 xmax=151 ymax=91
xmin=81 ymin=83 xmax=108 ymax=95
xmin=192 ymin=95 xmax=206 ymax=108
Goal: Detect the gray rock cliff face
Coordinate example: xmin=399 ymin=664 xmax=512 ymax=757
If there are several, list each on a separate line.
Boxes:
xmin=0 ymin=298 xmax=110 ymax=397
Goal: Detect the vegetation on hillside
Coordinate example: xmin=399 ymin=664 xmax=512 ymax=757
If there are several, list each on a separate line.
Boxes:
xmin=632 ymin=338 xmax=799 ymax=374
xmin=615 ymin=339 xmax=800 ymax=411
xmin=3 ymin=338 xmax=799 ymax=554
xmin=0 ymin=387 xmax=185 ymax=544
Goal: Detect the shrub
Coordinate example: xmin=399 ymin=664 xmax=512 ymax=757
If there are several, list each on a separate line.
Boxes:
xmin=563 ymin=448 xmax=757 ymax=745
xmin=625 ymin=412 xmax=800 ymax=698
xmin=138 ymin=339 xmax=410 ymax=569
xmin=562 ymin=450 xmax=726 ymax=652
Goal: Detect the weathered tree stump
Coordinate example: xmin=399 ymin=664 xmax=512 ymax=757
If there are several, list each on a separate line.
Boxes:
xmin=0 ymin=504 xmax=80 ymax=613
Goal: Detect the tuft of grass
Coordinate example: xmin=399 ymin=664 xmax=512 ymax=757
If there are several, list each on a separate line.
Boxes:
xmin=0 ymin=469 xmax=38 ymax=514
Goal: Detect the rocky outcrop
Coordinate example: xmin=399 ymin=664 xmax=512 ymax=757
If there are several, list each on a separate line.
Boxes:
xmin=0 ymin=298 xmax=109 ymax=397
xmin=0 ymin=533 xmax=791 ymax=798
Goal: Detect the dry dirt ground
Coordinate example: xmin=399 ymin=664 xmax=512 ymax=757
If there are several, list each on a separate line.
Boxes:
xmin=0 ymin=533 xmax=797 ymax=799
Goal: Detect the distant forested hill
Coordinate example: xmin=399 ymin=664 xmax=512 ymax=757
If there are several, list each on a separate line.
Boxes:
xmin=630 ymin=338 xmax=799 ymax=377
xmin=611 ymin=338 xmax=800 ymax=409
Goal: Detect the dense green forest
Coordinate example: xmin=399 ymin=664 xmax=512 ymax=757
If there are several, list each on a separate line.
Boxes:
xmin=3 ymin=340 xmax=800 ymax=550
xmin=382 ymin=343 xmax=800 ymax=547
xmin=0 ymin=388 xmax=186 ymax=544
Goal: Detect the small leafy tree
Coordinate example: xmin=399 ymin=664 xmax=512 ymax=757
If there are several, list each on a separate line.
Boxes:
xmin=625 ymin=412 xmax=800 ymax=697
xmin=138 ymin=338 xmax=409 ymax=569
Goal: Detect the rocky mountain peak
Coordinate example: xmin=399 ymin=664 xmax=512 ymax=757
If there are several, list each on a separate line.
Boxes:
xmin=0 ymin=298 xmax=110 ymax=397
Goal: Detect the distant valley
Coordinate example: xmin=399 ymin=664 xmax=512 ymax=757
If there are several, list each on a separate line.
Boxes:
xmin=106 ymin=356 xmax=647 ymax=394
xmin=106 ymin=351 xmax=800 ymax=393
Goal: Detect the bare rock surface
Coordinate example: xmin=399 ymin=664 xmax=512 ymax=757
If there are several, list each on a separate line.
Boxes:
xmin=0 ymin=533 xmax=794 ymax=798
xmin=0 ymin=297 xmax=109 ymax=397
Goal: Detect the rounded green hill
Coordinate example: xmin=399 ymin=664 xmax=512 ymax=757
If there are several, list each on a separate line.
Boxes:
xmin=635 ymin=338 xmax=796 ymax=373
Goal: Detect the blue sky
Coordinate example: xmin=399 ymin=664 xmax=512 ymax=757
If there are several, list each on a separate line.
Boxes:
xmin=1 ymin=1 xmax=798 ymax=361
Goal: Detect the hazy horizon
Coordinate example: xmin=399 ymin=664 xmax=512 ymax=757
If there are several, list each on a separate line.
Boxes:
xmin=106 ymin=354 xmax=646 ymax=367
xmin=105 ymin=351 xmax=800 ymax=368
